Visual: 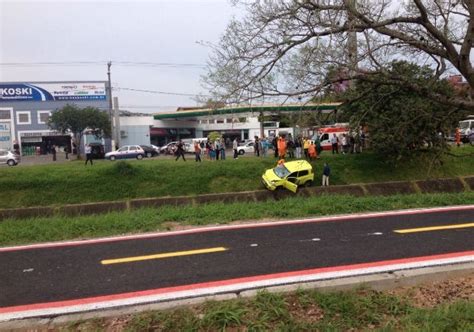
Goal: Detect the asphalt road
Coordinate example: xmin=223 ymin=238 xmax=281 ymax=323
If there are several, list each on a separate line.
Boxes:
xmin=1 ymin=207 xmax=473 ymax=310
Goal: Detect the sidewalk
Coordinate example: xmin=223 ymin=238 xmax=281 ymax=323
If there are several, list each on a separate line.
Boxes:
xmin=20 ymin=153 xmax=73 ymax=166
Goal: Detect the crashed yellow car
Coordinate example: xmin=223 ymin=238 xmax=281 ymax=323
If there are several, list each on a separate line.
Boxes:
xmin=261 ymin=160 xmax=314 ymax=193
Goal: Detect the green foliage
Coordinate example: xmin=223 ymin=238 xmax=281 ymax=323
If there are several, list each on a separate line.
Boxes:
xmin=106 ymin=161 xmax=138 ymax=177
xmin=202 ymin=300 xmax=248 ymax=329
xmin=207 ymin=131 xmax=222 ymax=143
xmin=343 ymin=61 xmax=464 ymax=161
xmin=48 ymin=104 xmax=111 ymax=157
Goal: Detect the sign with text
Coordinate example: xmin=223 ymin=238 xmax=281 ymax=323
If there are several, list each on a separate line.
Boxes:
xmin=0 ymin=82 xmax=107 ymax=102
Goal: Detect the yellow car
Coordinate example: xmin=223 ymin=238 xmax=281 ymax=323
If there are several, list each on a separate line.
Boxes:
xmin=261 ymin=160 xmax=314 ymax=193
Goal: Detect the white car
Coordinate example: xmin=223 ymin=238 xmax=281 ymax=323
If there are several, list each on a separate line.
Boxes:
xmin=237 ymin=141 xmax=255 ymax=155
xmin=0 ymin=149 xmax=20 ymax=166
xmin=105 ymin=145 xmax=145 ymax=161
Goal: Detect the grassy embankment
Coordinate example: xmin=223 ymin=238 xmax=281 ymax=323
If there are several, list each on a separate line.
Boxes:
xmin=62 ymin=286 xmax=474 ymax=331
xmin=0 ymin=146 xmax=473 ymax=209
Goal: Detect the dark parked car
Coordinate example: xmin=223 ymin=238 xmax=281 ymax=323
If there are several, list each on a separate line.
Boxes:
xmin=140 ymin=145 xmax=159 ymax=158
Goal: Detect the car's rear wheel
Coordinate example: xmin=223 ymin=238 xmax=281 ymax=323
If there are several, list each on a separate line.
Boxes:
xmin=110 ymin=156 xmax=116 ymax=161
xmin=238 ymin=150 xmax=245 ymax=155
xmin=304 ymin=180 xmax=313 ymax=187
xmin=136 ymin=154 xmax=144 ymax=160
xmin=7 ymin=159 xmax=16 ymax=166
xmin=146 ymin=152 xmax=152 ymax=158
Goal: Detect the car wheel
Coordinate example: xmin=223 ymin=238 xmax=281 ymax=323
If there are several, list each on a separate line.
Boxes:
xmin=238 ymin=150 xmax=245 ymax=155
xmin=7 ymin=159 xmax=16 ymax=166
xmin=146 ymin=152 xmax=152 ymax=158
xmin=137 ymin=154 xmax=144 ymax=160
xmin=304 ymin=180 xmax=313 ymax=187
xmin=110 ymin=156 xmax=116 ymax=161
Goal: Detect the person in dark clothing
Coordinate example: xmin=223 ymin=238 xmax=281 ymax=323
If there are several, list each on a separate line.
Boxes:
xmin=322 ymin=162 xmax=331 ymax=186
xmin=254 ymin=136 xmax=260 ymax=157
xmin=52 ymin=145 xmax=57 ymax=161
xmin=84 ymin=144 xmax=93 ymax=165
xmin=64 ymin=145 xmax=70 ymax=160
xmin=272 ymin=136 xmax=279 ymax=158
xmin=175 ymin=140 xmax=186 ymax=161
xmin=13 ymin=140 xmax=20 ymax=155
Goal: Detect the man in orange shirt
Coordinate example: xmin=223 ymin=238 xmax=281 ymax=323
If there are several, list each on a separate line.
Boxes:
xmin=277 ymin=136 xmax=287 ymax=159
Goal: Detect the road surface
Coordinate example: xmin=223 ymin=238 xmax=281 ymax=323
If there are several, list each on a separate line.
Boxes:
xmin=1 ymin=205 xmax=473 ymax=320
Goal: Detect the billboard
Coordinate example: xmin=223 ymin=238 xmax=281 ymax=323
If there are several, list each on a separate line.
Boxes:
xmin=0 ymin=82 xmax=107 ymax=102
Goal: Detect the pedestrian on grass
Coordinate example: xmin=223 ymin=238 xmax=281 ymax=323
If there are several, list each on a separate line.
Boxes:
xmin=254 ymin=136 xmax=260 ymax=157
xmin=322 ymin=162 xmax=331 ymax=186
xmin=84 ymin=144 xmax=93 ymax=165
xmin=194 ymin=142 xmax=202 ymax=162
xmin=308 ymin=141 xmax=317 ymax=160
xmin=331 ymin=134 xmax=339 ymax=154
xmin=295 ymin=136 xmax=302 ymax=159
xmin=220 ymin=138 xmax=226 ymax=160
xmin=233 ymin=138 xmax=239 ymax=159
xmin=52 ymin=145 xmax=57 ymax=161
xmin=64 ymin=144 xmax=70 ymax=160
xmin=303 ymin=137 xmax=310 ymax=159
xmin=175 ymin=140 xmax=186 ymax=161
xmin=277 ymin=136 xmax=287 ymax=159
xmin=287 ymin=134 xmax=295 ymax=158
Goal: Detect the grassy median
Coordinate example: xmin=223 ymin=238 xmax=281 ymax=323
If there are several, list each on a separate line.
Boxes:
xmin=62 ymin=283 xmax=474 ymax=331
xmin=1 ymin=191 xmax=473 ymax=246
xmin=0 ymin=146 xmax=473 ymax=209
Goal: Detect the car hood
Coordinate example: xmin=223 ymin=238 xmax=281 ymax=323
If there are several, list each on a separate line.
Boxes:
xmin=263 ymin=168 xmax=281 ymax=182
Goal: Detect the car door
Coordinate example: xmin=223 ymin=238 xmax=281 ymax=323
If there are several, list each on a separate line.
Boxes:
xmin=116 ymin=146 xmax=128 ymax=159
xmin=0 ymin=150 xmax=7 ymax=164
xmin=282 ymin=172 xmax=298 ymax=193
xmin=128 ymin=145 xmax=138 ymax=158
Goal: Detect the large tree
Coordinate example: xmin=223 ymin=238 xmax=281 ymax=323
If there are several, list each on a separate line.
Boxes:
xmin=204 ymin=0 xmax=473 ymax=110
xmin=343 ymin=61 xmax=464 ymax=161
xmin=49 ymin=104 xmax=111 ymax=158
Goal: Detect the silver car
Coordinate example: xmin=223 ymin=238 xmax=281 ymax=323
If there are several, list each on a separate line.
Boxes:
xmin=0 ymin=149 xmax=20 ymax=166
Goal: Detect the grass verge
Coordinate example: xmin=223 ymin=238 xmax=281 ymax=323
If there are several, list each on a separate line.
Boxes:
xmin=1 ymin=191 xmax=473 ymax=246
xmin=61 ymin=279 xmax=474 ymax=331
xmin=0 ymin=146 xmax=472 ymax=209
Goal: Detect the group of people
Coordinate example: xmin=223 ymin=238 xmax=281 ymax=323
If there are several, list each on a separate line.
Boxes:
xmin=330 ymin=132 xmax=366 ymax=154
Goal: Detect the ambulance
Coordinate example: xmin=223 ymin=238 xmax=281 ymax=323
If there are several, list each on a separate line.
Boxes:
xmin=315 ymin=124 xmax=350 ymax=150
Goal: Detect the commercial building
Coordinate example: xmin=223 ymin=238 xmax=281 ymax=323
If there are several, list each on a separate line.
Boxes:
xmin=0 ymin=81 xmax=110 ymax=154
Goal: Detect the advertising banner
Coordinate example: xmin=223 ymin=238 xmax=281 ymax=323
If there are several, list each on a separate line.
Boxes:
xmin=0 ymin=82 xmax=107 ymax=102
xmin=0 ymin=122 xmax=11 ymax=148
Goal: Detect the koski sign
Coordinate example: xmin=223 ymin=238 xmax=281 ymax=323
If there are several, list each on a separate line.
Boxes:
xmin=0 ymin=82 xmax=107 ymax=102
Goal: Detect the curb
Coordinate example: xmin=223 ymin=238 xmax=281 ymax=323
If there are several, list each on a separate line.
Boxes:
xmin=1 ymin=176 xmax=473 ymax=221
xmin=1 ymin=262 xmax=472 ymax=329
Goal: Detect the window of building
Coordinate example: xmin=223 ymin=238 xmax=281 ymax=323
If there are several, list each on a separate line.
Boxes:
xmin=37 ymin=111 xmax=51 ymax=124
xmin=226 ymin=118 xmax=233 ymax=123
xmin=238 ymin=117 xmax=247 ymax=123
xmin=17 ymin=111 xmax=31 ymax=125
xmin=216 ymin=119 xmax=224 ymax=124
xmin=0 ymin=110 xmax=11 ymax=120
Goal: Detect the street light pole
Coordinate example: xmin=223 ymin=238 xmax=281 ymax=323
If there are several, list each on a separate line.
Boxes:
xmin=107 ymin=61 xmax=114 ymax=150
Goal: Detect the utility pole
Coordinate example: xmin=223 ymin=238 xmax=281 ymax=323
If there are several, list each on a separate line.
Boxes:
xmin=107 ymin=61 xmax=114 ymax=150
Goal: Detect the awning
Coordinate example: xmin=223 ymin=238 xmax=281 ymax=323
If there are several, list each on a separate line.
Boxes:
xmin=153 ymin=103 xmax=341 ymax=120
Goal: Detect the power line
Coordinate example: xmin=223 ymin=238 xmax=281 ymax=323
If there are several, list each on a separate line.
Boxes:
xmin=115 ymin=87 xmax=210 ymax=97
xmin=0 ymin=61 xmax=206 ymax=68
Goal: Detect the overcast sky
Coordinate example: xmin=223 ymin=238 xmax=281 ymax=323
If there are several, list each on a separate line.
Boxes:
xmin=0 ymin=0 xmax=240 ymax=113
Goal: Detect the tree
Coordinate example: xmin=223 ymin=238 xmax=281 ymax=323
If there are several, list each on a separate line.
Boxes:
xmin=203 ymin=1 xmax=473 ymax=110
xmin=343 ymin=61 xmax=465 ymax=161
xmin=49 ymin=104 xmax=111 ymax=158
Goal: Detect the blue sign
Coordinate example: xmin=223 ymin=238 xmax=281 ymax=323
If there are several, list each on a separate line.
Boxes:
xmin=0 ymin=83 xmax=107 ymax=102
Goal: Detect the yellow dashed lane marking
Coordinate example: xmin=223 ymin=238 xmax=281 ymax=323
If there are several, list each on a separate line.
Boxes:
xmin=394 ymin=223 xmax=474 ymax=234
xmin=101 ymin=247 xmax=228 ymax=265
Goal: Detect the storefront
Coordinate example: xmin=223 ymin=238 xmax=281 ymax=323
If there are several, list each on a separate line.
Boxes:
xmin=0 ymin=81 xmax=110 ymax=155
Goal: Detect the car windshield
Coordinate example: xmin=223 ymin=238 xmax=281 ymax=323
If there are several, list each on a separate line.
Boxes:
xmin=459 ymin=121 xmax=470 ymax=129
xmin=273 ymin=165 xmax=291 ymax=178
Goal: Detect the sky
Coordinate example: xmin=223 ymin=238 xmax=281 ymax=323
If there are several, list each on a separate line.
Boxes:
xmin=0 ymin=0 xmax=240 ymax=113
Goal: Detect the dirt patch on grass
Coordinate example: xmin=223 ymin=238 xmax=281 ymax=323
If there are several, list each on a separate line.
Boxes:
xmin=389 ymin=274 xmax=474 ymax=308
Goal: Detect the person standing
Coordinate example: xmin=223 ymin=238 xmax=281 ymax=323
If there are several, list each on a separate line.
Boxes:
xmin=194 ymin=141 xmax=202 ymax=162
xmin=322 ymin=162 xmax=331 ymax=186
xmin=233 ymin=138 xmax=239 ymax=159
xmin=52 ymin=145 xmax=57 ymax=161
xmin=272 ymin=136 xmax=279 ymax=158
xmin=295 ymin=136 xmax=302 ymax=159
xmin=254 ymin=136 xmax=260 ymax=157
xmin=64 ymin=144 xmax=70 ymax=160
xmin=341 ymin=134 xmax=348 ymax=154
xmin=287 ymin=134 xmax=295 ymax=158
xmin=277 ymin=136 xmax=287 ymax=159
xmin=455 ymin=128 xmax=461 ymax=147
xmin=175 ymin=140 xmax=186 ymax=161
xmin=13 ymin=140 xmax=20 ymax=155
xmin=84 ymin=144 xmax=93 ymax=165
xmin=215 ymin=140 xmax=220 ymax=160
xmin=303 ymin=137 xmax=310 ymax=159
xmin=220 ymin=138 xmax=226 ymax=160
xmin=331 ymin=134 xmax=339 ymax=154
